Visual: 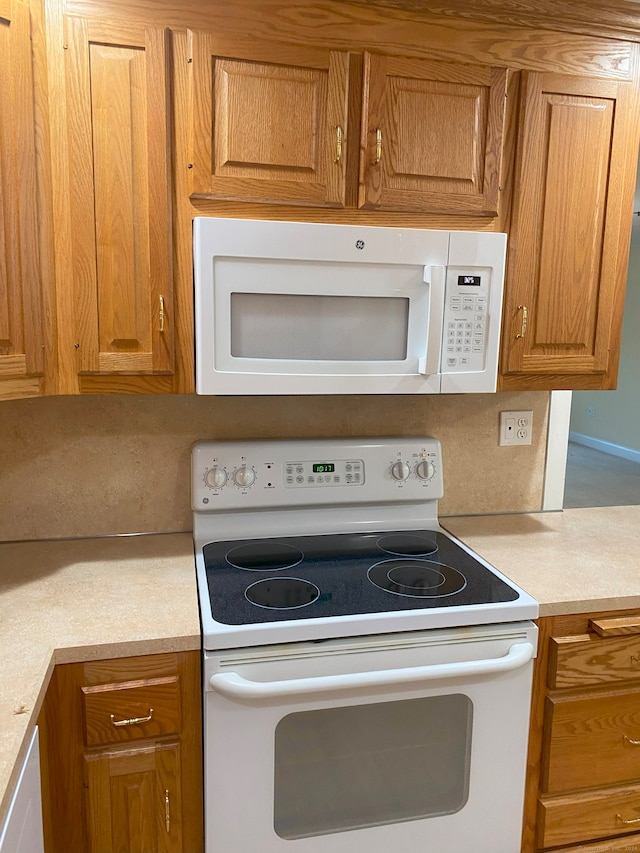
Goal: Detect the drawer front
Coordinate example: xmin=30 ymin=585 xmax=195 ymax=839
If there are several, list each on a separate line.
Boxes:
xmin=544 ymin=688 xmax=640 ymax=794
xmin=551 ymin=832 xmax=640 ymax=852
xmin=82 ymin=675 xmax=181 ymax=746
xmin=549 ymin=634 xmax=640 ymax=689
xmin=539 ymin=784 xmax=640 ymax=848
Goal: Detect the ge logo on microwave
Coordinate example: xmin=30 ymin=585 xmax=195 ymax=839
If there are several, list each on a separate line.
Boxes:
xmin=355 ymin=240 xmax=365 ymax=250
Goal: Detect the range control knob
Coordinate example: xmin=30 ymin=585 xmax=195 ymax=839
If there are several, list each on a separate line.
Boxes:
xmin=234 ymin=466 xmax=256 ymax=488
xmin=415 ymin=460 xmax=436 ymax=481
xmin=390 ymin=460 xmax=411 ymax=481
xmin=204 ymin=466 xmax=226 ymax=489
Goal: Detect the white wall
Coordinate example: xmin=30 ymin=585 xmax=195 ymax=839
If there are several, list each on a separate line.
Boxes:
xmin=570 ymin=155 xmax=640 ymax=455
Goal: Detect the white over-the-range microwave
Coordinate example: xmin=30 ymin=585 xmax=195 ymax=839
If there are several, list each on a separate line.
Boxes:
xmin=193 ymin=218 xmax=507 ymax=395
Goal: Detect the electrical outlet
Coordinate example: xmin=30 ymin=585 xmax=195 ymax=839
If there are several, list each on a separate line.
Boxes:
xmin=499 ymin=410 xmax=533 ymax=446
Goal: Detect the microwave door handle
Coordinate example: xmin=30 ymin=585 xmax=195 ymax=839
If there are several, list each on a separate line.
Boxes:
xmin=209 ymin=641 xmax=534 ymax=703
xmin=418 ymin=265 xmax=446 ymax=375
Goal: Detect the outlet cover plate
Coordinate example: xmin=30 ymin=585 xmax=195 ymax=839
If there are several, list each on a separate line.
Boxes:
xmin=499 ymin=410 xmax=533 ymax=446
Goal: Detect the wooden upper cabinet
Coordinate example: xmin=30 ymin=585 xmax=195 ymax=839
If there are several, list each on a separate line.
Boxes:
xmin=359 ymin=52 xmax=508 ymax=214
xmin=64 ymin=18 xmax=174 ymax=376
xmin=189 ymin=33 xmax=350 ymax=207
xmin=0 ymin=0 xmax=44 ymax=392
xmin=500 ymin=70 xmax=638 ymax=390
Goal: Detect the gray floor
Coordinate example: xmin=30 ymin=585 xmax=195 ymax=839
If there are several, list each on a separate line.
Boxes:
xmin=563 ymin=442 xmax=640 ymax=508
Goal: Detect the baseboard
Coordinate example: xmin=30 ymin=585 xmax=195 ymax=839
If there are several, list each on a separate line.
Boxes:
xmin=569 ymin=431 xmax=640 ymax=465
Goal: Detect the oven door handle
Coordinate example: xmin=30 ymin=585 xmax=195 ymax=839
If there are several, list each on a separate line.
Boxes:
xmin=209 ymin=641 xmax=535 ymax=702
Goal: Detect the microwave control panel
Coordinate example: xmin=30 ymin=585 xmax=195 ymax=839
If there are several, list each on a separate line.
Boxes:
xmin=192 ymin=438 xmax=444 ymax=511
xmin=442 ymin=266 xmax=491 ymax=373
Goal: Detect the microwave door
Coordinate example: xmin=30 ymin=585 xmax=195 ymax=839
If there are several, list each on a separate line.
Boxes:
xmin=418 ymin=265 xmax=445 ymax=376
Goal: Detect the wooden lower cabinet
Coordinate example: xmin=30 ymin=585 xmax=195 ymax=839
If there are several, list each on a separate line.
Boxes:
xmin=523 ymin=612 xmax=640 ymax=852
xmin=38 ymin=650 xmax=203 ymax=853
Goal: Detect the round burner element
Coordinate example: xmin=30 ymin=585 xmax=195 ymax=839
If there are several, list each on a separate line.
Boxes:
xmin=226 ymin=542 xmax=303 ymax=572
xmin=245 ymin=577 xmax=320 ymax=610
xmin=376 ymin=533 xmax=438 ymax=557
xmin=368 ymin=559 xmax=466 ymax=598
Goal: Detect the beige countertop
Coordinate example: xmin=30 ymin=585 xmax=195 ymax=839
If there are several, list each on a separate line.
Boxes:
xmin=0 ymin=532 xmax=199 ymax=827
xmin=1 ymin=506 xmax=640 ymax=829
xmin=443 ymin=505 xmax=640 ymax=616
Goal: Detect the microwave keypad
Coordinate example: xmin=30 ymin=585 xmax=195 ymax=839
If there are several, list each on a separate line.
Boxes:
xmin=443 ymin=267 xmax=490 ymax=372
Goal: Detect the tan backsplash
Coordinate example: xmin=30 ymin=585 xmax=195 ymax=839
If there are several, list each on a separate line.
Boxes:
xmin=0 ymin=392 xmax=549 ymax=542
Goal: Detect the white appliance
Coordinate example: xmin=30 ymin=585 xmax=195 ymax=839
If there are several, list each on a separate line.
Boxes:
xmin=193 ymin=437 xmax=538 ymax=853
xmin=0 ymin=728 xmax=44 ymax=853
xmin=193 ymin=218 xmax=506 ymax=395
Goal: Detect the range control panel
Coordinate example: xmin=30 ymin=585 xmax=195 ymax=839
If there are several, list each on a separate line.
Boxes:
xmin=192 ymin=437 xmax=443 ymax=511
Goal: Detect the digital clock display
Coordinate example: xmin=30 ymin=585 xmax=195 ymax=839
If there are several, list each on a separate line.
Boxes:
xmin=458 ymin=275 xmax=481 ymax=286
xmin=312 ymin=463 xmax=335 ymax=473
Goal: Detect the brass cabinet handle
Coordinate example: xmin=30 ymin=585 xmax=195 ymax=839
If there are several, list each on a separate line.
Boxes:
xmin=624 ymin=734 xmax=640 ymax=746
xmin=334 ymin=126 xmax=343 ymax=164
xmin=515 ymin=305 xmax=528 ymax=339
xmin=165 ymin=789 xmax=170 ymax=832
xmin=616 ymin=812 xmax=640 ymax=825
xmin=374 ymin=128 xmax=382 ymax=164
xmin=110 ymin=708 xmax=154 ymax=727
xmin=159 ymin=296 xmax=166 ymax=333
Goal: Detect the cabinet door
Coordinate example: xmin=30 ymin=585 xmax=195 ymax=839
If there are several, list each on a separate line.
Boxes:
xmin=84 ymin=741 xmax=182 ymax=853
xmin=189 ymin=33 xmax=349 ymax=207
xmin=359 ymin=52 xmax=507 ymax=214
xmin=65 ymin=18 xmax=174 ymax=376
xmin=501 ymin=70 xmax=638 ymax=390
xmin=0 ymin=0 xmax=43 ymax=392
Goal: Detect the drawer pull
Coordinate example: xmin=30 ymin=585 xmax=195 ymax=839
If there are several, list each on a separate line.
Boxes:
xmin=110 ymin=708 xmax=154 ymax=727
xmin=616 ymin=812 xmax=640 ymax=825
xmin=623 ymin=734 xmax=640 ymax=746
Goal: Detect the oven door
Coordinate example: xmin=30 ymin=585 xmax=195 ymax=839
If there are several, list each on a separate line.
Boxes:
xmin=203 ymin=621 xmax=537 ymax=853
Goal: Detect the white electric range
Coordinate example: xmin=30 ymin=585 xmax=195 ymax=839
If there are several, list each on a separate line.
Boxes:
xmin=192 ymin=437 xmax=538 ymax=853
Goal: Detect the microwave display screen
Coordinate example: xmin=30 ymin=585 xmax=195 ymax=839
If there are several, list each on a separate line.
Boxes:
xmin=312 ymin=463 xmax=335 ymax=473
xmin=458 ymin=275 xmax=481 ymax=286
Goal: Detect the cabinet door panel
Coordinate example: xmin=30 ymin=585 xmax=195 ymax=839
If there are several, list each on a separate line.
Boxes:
xmin=0 ymin=0 xmax=43 ymax=384
xmin=84 ymin=741 xmax=182 ymax=853
xmin=359 ymin=53 xmax=507 ymax=214
xmin=189 ymin=33 xmax=349 ymax=207
xmin=502 ymin=71 xmax=637 ymax=387
xmin=65 ymin=18 xmax=173 ymax=375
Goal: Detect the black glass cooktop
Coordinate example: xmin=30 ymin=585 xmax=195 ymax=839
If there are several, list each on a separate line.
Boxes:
xmin=202 ymin=530 xmax=519 ymax=626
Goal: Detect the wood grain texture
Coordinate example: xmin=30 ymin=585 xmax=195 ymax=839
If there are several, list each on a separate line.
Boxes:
xmin=84 ymin=741 xmax=183 ymax=853
xmin=359 ymin=52 xmax=507 ymax=214
xmin=82 ymin=675 xmax=181 ymax=747
xmin=500 ymin=62 xmax=640 ymax=389
xmin=547 ymin=834 xmax=640 ymax=852
xmin=590 ymin=615 xmax=640 ymax=637
xmin=39 ymin=651 xmax=203 ymax=853
xmin=538 ymin=782 xmax=640 ymax=848
xmin=521 ymin=611 xmax=640 ymax=853
xmin=340 ymin=0 xmax=640 ymax=44
xmin=65 ymin=17 xmax=174 ymax=377
xmin=189 ymin=32 xmax=349 ymax=206
xmin=65 ymin=0 xmax=635 ymax=79
xmin=549 ymin=633 xmax=640 ymax=689
xmin=0 ymin=1 xmax=44 ymax=385
xmin=543 ymin=687 xmax=640 ymax=794
xmin=0 ymin=0 xmax=11 ymax=23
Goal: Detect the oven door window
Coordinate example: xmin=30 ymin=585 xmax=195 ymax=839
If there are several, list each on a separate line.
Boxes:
xmin=273 ymin=693 xmax=472 ymax=839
